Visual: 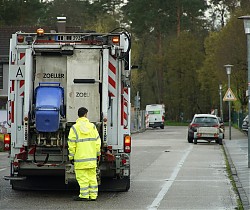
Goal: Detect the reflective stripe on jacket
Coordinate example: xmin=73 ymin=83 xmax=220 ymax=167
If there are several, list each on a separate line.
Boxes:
xmin=68 ymin=117 xmax=101 ymax=169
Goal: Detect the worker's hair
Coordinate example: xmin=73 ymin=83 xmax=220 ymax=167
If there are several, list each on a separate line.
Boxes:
xmin=78 ymin=107 xmax=88 ymax=117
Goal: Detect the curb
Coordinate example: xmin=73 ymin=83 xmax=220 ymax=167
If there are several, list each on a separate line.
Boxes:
xmin=223 ymin=140 xmax=250 ymax=210
xmin=131 ymin=128 xmax=146 ymax=134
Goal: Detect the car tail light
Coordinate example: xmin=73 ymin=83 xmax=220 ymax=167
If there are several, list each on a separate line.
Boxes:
xmin=4 ymin=134 xmax=11 ymax=151
xmin=191 ymin=123 xmax=199 ymax=127
xmin=124 ymin=135 xmax=131 ymax=153
xmin=190 ymin=123 xmax=199 ymax=130
xmin=190 ymin=123 xmax=199 ymax=132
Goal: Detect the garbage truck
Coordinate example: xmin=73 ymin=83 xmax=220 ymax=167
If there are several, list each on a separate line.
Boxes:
xmin=4 ymin=26 xmax=131 ymax=191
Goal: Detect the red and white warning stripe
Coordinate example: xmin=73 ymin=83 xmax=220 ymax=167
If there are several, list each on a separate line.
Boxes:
xmin=18 ymin=52 xmax=25 ymax=65
xmin=8 ymin=53 xmax=25 ymax=124
xmin=9 ymin=81 xmax=15 ymax=123
xmin=108 ymin=55 xmax=117 ymax=97
xmin=123 ymin=88 xmax=129 ymax=128
xmin=145 ymin=114 xmax=149 ymax=128
xmin=19 ymin=80 xmax=24 ymax=97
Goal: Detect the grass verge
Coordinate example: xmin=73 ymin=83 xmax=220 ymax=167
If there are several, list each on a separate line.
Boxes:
xmin=0 ymin=133 xmax=4 ymax=152
xmin=222 ymin=146 xmax=244 ymax=210
xmin=165 ymin=121 xmax=189 ymax=126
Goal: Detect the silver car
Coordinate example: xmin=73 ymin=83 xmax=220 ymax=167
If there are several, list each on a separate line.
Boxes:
xmin=188 ymin=114 xmax=223 ymax=145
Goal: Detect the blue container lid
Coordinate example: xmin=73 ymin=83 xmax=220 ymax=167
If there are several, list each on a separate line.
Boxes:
xmin=35 ymin=86 xmax=63 ymax=110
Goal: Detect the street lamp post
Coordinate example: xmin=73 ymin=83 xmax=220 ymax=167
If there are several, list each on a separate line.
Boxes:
xmin=224 ymin=64 xmax=233 ymax=140
xmin=219 ymin=84 xmax=223 ymax=121
xmin=238 ymin=15 xmax=250 ymax=168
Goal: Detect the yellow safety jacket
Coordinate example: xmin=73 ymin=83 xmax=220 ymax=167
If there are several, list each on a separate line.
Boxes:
xmin=68 ymin=117 xmax=101 ymax=169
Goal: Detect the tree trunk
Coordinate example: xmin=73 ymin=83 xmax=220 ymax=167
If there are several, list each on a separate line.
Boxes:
xmin=177 ymin=0 xmax=181 ymax=37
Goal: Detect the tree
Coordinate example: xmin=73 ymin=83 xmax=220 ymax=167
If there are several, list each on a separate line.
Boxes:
xmin=176 ymin=0 xmax=208 ymax=36
xmin=0 ymin=0 xmax=45 ymax=26
xmin=165 ymin=32 xmax=205 ymax=120
xmin=122 ymin=0 xmax=208 ymax=116
xmin=40 ymin=0 xmax=120 ymax=32
xmin=122 ymin=0 xmax=176 ymax=105
xmin=200 ymin=8 xmax=248 ymax=114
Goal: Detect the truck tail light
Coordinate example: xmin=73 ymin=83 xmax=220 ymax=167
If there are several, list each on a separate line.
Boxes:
xmin=13 ymin=161 xmax=19 ymax=167
xmin=162 ymin=115 xmax=164 ymax=121
xmin=17 ymin=35 xmax=24 ymax=43
xmin=4 ymin=134 xmax=11 ymax=151
xmin=124 ymin=135 xmax=131 ymax=153
xmin=122 ymin=159 xmax=127 ymax=164
xmin=112 ymin=36 xmax=119 ymax=44
xmin=37 ymin=28 xmax=44 ymax=36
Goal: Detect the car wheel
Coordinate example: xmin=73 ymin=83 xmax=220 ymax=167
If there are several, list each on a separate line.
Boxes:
xmin=188 ymin=136 xmax=193 ymax=143
xmin=160 ymin=125 xmax=164 ymax=129
xmin=194 ymin=138 xmax=197 ymax=144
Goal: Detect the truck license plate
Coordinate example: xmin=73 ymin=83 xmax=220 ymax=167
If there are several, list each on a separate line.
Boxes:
xmin=55 ymin=35 xmax=81 ymax=42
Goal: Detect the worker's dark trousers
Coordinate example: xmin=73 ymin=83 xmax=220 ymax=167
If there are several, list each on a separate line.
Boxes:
xmin=75 ymin=168 xmax=98 ymax=199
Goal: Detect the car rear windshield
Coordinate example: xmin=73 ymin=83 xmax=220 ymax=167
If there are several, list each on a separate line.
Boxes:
xmin=194 ymin=117 xmax=218 ymax=123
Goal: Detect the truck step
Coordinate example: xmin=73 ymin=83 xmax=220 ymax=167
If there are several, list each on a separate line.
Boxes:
xmin=4 ymin=175 xmax=27 ymax=181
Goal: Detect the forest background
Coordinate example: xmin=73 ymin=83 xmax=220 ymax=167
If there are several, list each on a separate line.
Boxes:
xmin=1 ymin=0 xmax=250 ymax=122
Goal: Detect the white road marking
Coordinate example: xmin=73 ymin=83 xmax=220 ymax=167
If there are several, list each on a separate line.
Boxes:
xmin=133 ymin=179 xmax=227 ymax=182
xmin=0 ymin=168 xmax=7 ymax=172
xmin=147 ymin=145 xmax=193 ymax=210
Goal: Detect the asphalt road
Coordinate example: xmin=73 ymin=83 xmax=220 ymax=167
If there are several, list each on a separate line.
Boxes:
xmin=0 ymin=126 xmax=238 ymax=210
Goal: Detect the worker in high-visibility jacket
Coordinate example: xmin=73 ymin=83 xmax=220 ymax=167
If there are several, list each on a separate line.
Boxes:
xmin=68 ymin=107 xmax=101 ymax=201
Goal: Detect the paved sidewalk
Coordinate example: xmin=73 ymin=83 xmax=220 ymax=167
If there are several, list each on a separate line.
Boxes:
xmin=223 ymin=127 xmax=250 ymax=210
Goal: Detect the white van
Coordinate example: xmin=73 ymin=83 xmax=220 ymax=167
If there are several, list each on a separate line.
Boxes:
xmin=146 ymin=104 xmax=165 ymax=129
